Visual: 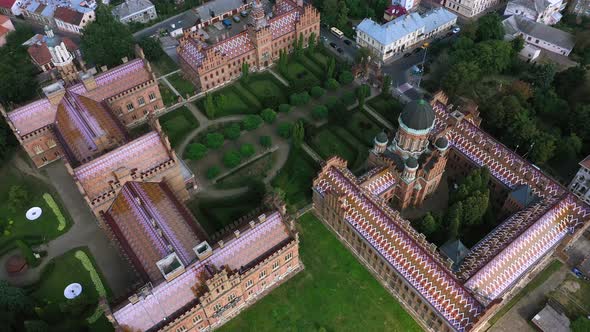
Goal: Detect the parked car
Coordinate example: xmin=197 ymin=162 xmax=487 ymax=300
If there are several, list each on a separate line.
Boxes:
xmin=403 ymin=53 xmax=411 ymax=58
xmin=343 ymin=39 xmax=352 ymax=46
xmin=337 ymin=48 xmax=343 ymax=53
xmin=222 ymin=19 xmax=232 ymax=29
xmin=240 ymin=10 xmax=249 ymax=17
xmin=233 ymin=15 xmax=241 ymax=22
xmin=330 ymin=42 xmax=337 ymax=48
xmin=452 ymin=26 xmax=461 ymax=34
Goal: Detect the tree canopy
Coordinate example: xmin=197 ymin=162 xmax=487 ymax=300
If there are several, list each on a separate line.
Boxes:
xmin=0 ymin=27 xmax=39 ymax=105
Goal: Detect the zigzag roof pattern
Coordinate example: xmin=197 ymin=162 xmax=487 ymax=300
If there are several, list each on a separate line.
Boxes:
xmin=314 ymin=164 xmax=484 ymax=331
xmin=360 ymin=167 xmax=397 ymax=196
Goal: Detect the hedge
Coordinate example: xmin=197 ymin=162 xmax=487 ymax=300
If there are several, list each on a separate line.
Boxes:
xmin=43 ymin=193 xmax=66 ymax=232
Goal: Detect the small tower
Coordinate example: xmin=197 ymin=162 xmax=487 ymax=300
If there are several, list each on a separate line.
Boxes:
xmin=45 ymin=26 xmax=78 ymax=85
xmin=249 ymin=0 xmax=268 ymax=30
xmin=373 ymin=131 xmax=388 ymax=154
xmin=434 ymin=136 xmax=449 ymax=155
xmin=402 ymin=157 xmax=418 ymax=182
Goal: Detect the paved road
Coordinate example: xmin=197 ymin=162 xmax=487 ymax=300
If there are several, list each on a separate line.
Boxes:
xmin=133 ymin=11 xmax=198 ymax=40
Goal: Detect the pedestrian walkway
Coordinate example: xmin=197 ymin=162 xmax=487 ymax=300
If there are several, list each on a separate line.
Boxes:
xmin=363 ymin=104 xmax=394 ymax=130
xmin=268 ymin=68 xmax=290 ymax=87
xmin=161 ymin=76 xmax=182 ymax=99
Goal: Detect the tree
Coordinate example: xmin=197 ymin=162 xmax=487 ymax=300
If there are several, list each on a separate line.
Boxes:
xmin=0 ymin=281 xmax=32 ymax=313
xmin=240 ymin=143 xmax=256 ymax=158
xmin=223 ymin=123 xmax=241 ymax=140
xmin=204 ymin=93 xmax=217 ymax=119
xmin=475 ymin=40 xmax=512 ymax=74
xmin=207 ymin=166 xmax=221 ymax=179
xmin=24 ymin=320 xmax=49 ymax=332
xmin=259 ymin=135 xmax=272 ymax=148
xmin=310 ymin=86 xmax=326 ymax=98
xmin=290 ymin=92 xmax=311 ymax=106
xmin=326 ymin=57 xmax=336 ymax=79
xmin=381 ymin=75 xmax=392 ymax=96
xmin=8 ymin=185 xmax=28 ymax=213
xmin=530 ymin=131 xmax=557 ymax=164
xmin=278 ymin=104 xmax=291 ymax=113
xmin=572 ymin=317 xmax=590 ymax=332
xmin=214 ymin=94 xmax=229 ymax=111
xmin=355 ymin=47 xmax=372 ymax=65
xmin=556 ymin=133 xmax=582 ymax=162
xmin=0 ymin=30 xmax=39 ymax=105
xmin=292 ymin=120 xmax=305 ymax=148
xmin=338 ymin=71 xmax=354 ymax=85
xmin=0 ymin=116 xmax=18 ymax=162
xmin=186 ymin=143 xmax=208 ymax=160
xmin=205 ymin=133 xmax=224 ymax=149
xmin=277 ymin=122 xmax=293 ymax=138
xmin=81 ymin=6 xmax=134 ymax=68
xmin=5 ymin=24 xmax=34 ymax=45
xmin=342 ymin=91 xmax=356 ymax=106
xmin=420 ymin=213 xmax=438 ymax=236
xmin=241 ymin=62 xmax=250 ymax=83
xmin=475 ymin=13 xmax=504 ymax=42
xmin=307 ymin=32 xmax=316 ymax=54
xmin=242 ymin=115 xmax=263 ymax=131
xmin=442 ymin=61 xmax=481 ymax=95
xmin=325 ymin=78 xmax=340 ymax=90
xmin=462 ymin=191 xmax=489 ymax=225
xmin=356 ymin=84 xmax=370 ymax=108
xmin=531 ymin=63 xmax=556 ymax=90
xmin=511 ymin=36 xmax=525 ymax=54
xmin=509 ymin=80 xmax=533 ymax=101
xmin=138 ymin=36 xmax=165 ymax=62
xmin=336 ymin=0 xmax=349 ymax=30
xmin=322 ymin=0 xmax=339 ymax=25
xmin=223 ymin=150 xmax=242 ymax=168
xmin=278 ymin=49 xmax=289 ymax=75
xmin=294 ymin=33 xmax=304 ymax=58
xmin=312 ymin=105 xmax=329 ymax=119
xmin=446 ymin=202 xmax=463 ymax=240
xmin=260 ymin=108 xmax=277 ymax=123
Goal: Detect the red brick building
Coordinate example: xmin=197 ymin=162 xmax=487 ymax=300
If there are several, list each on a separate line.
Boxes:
xmin=177 ymin=0 xmax=320 ymax=91
xmin=313 ymin=92 xmax=590 ymax=331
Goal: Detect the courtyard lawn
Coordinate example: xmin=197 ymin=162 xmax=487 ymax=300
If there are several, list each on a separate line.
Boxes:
xmin=159 ymin=106 xmax=199 ymax=147
xmin=245 ymin=73 xmax=289 ymax=105
xmin=297 ymin=55 xmax=325 ymax=79
xmin=233 ymin=81 xmax=262 ymax=109
xmin=196 ymin=86 xmax=251 ymax=118
xmin=310 ymin=128 xmax=357 ymax=166
xmin=215 ymin=152 xmax=275 ymax=189
xmin=167 ymin=73 xmax=195 ymax=97
xmin=0 ymin=165 xmax=71 ymax=255
xmin=549 ymin=273 xmax=590 ymax=318
xmin=367 ymin=95 xmax=404 ymax=126
xmin=272 ymin=148 xmax=319 ymax=211
xmin=345 ymin=111 xmax=385 ymax=146
xmin=309 ymin=52 xmax=328 ymax=68
xmin=158 ymin=82 xmax=178 ymax=107
xmin=219 ymin=213 xmax=421 ymax=332
xmin=187 ymin=189 xmax=265 ymax=234
xmin=284 ymin=61 xmax=320 ymax=85
xmin=152 ymin=54 xmax=178 ymax=77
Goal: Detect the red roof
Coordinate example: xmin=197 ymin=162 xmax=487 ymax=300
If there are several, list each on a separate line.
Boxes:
xmin=0 ymin=0 xmax=16 ymax=9
xmin=0 ymin=24 xmax=9 ymax=37
xmin=581 ymin=155 xmax=590 ymax=169
xmin=54 ymin=7 xmax=85 ymax=25
xmin=0 ymin=14 xmax=10 ymax=24
xmin=27 ymin=36 xmax=78 ymax=66
xmin=385 ymin=5 xmax=407 ymax=17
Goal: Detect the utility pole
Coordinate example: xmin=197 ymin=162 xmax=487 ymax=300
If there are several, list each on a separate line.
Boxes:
xmin=416 ymin=46 xmax=428 ymax=89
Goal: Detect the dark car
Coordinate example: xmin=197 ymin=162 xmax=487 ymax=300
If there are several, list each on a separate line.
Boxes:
xmin=403 ymin=53 xmax=411 ymax=58
xmin=344 ymin=39 xmax=352 ymax=46
xmin=413 ymin=47 xmax=422 ymax=54
xmin=337 ymin=48 xmax=343 ymax=53
xmin=330 ymin=42 xmax=337 ymax=48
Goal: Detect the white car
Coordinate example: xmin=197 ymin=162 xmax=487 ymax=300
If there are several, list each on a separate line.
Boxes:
xmin=452 ymin=26 xmax=461 ymax=34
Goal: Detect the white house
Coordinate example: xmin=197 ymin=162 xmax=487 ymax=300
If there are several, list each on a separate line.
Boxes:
xmin=504 ymin=0 xmax=566 ymax=25
xmin=444 ymin=0 xmax=500 ymax=18
xmin=503 ymin=15 xmax=575 ymax=56
xmin=570 ymin=0 xmax=590 ymax=17
xmin=112 ymin=0 xmax=157 ymax=24
xmin=15 ymin=0 xmax=95 ymax=34
xmin=569 ymin=155 xmax=590 ymax=205
xmin=53 ymin=7 xmax=95 ymax=34
xmin=356 ymin=8 xmax=457 ymax=61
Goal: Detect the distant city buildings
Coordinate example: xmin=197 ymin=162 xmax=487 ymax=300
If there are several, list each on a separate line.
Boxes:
xmin=570 ymin=0 xmax=590 ymax=16
xmin=504 ymin=0 xmax=566 ymax=25
xmin=503 ymin=15 xmax=575 ymax=56
xmin=112 ymin=0 xmax=157 ymax=24
xmin=392 ymin=0 xmax=418 ymax=11
xmin=444 ymin=0 xmax=500 ymax=18
xmin=0 ymin=14 xmax=14 ymax=46
xmin=356 ymin=8 xmax=457 ymax=61
xmin=383 ymin=4 xmax=407 ymax=22
xmin=24 ymin=26 xmax=81 ymax=73
xmin=3 ymin=0 xmax=96 ymax=34
xmin=177 ymin=0 xmax=320 ymax=92
xmin=193 ymin=0 xmax=250 ymax=30
xmin=569 ymin=155 xmax=590 ymax=205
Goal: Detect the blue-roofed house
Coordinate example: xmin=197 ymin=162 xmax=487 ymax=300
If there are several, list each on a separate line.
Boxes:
xmin=17 ymin=0 xmax=96 ymax=34
xmin=355 ymin=8 xmax=456 ymax=61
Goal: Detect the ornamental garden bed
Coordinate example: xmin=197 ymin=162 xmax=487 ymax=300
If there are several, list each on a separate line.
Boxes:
xmin=158 ymin=82 xmax=178 ymax=107
xmin=166 ymin=73 xmax=196 ymax=98
xmin=159 ymin=106 xmax=199 ymax=147
xmin=271 ymin=147 xmax=319 ymax=211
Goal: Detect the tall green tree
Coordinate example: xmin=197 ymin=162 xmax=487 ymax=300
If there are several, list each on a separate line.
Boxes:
xmin=531 ymin=63 xmax=556 ymax=90
xmin=204 ymin=93 xmax=217 ymax=119
xmin=420 ymin=213 xmax=438 ymax=236
xmin=278 ymin=49 xmax=288 ymax=75
xmin=326 ymin=57 xmax=336 ymax=79
xmin=0 ymin=28 xmax=39 ymax=105
xmin=81 ymin=6 xmax=134 ymax=68
xmin=292 ymin=120 xmax=305 ymax=148
xmin=322 ymin=0 xmax=339 ymax=25
xmin=381 ymin=75 xmax=392 ymax=96
xmin=307 ymin=32 xmax=316 ymax=54
xmin=446 ymin=202 xmax=463 ymax=240
xmin=336 ymin=0 xmax=349 ymax=29
xmin=475 ymin=13 xmax=504 ymax=41
xmin=241 ymin=62 xmax=250 ymax=83
xmin=356 ymin=84 xmax=370 ymax=108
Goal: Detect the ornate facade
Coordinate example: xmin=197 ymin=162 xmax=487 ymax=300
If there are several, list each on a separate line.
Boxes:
xmin=177 ymin=0 xmax=320 ymax=92
xmin=313 ymin=92 xmax=590 ymax=331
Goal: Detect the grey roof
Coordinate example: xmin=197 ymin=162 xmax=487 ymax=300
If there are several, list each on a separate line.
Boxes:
xmin=375 ymin=131 xmax=388 ymax=144
xmin=112 ymin=0 xmax=155 ymax=19
xmin=400 ymin=99 xmax=435 ymax=131
xmin=507 ymin=0 xmax=549 ymax=15
xmin=405 ymin=157 xmax=418 ymax=169
xmin=509 ymin=185 xmax=538 ymax=208
xmin=440 ymin=239 xmax=470 ymax=269
xmin=435 ymin=136 xmax=449 ymax=150
xmin=532 ymin=304 xmax=570 ymax=332
xmin=503 ymin=15 xmax=575 ymax=50
xmin=357 ymin=8 xmax=456 ymax=46
xmin=195 ymin=0 xmax=245 ymax=20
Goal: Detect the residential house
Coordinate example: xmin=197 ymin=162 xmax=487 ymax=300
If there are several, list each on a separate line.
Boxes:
xmin=16 ymin=0 xmax=96 ymax=34
xmin=356 ymin=8 xmax=457 ymax=61
xmin=24 ymin=28 xmax=81 ymax=72
xmin=444 ymin=0 xmax=500 ymax=18
xmin=570 ymin=0 xmax=590 ymax=16
xmin=569 ymin=155 xmax=590 ymax=205
xmin=504 ymin=0 xmax=566 ymax=25
xmin=53 ymin=6 xmax=94 ymax=34
xmin=112 ymin=0 xmax=157 ymax=24
xmin=383 ymin=4 xmax=407 ymax=22
xmin=503 ymin=15 xmax=575 ymax=56
xmin=0 ymin=14 xmax=14 ymax=46
xmin=0 ymin=0 xmax=21 ymax=16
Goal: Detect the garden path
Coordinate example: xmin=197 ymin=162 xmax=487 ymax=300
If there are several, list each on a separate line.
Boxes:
xmin=160 ymin=76 xmax=182 ymax=99
xmin=267 ymin=68 xmax=290 ymax=87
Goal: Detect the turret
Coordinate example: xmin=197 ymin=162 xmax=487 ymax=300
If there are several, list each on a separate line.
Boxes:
xmin=402 ymin=157 xmax=418 ymax=182
xmin=374 ymin=131 xmax=388 ymax=154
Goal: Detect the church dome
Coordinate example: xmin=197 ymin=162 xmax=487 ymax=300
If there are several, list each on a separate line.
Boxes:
xmin=375 ymin=131 xmax=388 ymax=144
xmin=435 ymin=136 xmax=449 ymax=150
xmin=400 ymin=99 xmax=435 ymax=131
xmin=405 ymin=157 xmax=418 ymax=169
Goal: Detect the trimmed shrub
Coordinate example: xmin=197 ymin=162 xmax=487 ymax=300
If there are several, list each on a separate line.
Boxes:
xmin=325 ymin=78 xmax=340 ymax=90
xmin=259 ymin=135 xmax=272 ymax=148
xmin=207 ymin=166 xmax=221 ymax=179
xmin=223 ymin=150 xmax=242 ymax=168
xmin=186 ymin=143 xmax=208 ymax=160
xmin=312 ymin=105 xmax=329 ymax=119
xmin=204 ymin=132 xmax=224 ymax=149
xmin=277 ymin=122 xmax=293 ymax=138
xmin=242 ymin=115 xmax=263 ymax=131
xmin=289 ymin=92 xmax=311 ymax=106
xmin=223 ymin=123 xmax=241 ymax=140
xmin=260 ymin=108 xmax=277 ymax=123
xmin=278 ymin=103 xmax=291 ymax=113
xmin=240 ymin=143 xmax=256 ymax=158
xmin=16 ymin=240 xmax=37 ymax=267
xmin=342 ymin=91 xmax=356 ymax=106
xmin=43 ymin=193 xmax=66 ymax=231
xmin=338 ymin=70 xmax=354 ymax=85
xmin=310 ymin=86 xmax=326 ymax=98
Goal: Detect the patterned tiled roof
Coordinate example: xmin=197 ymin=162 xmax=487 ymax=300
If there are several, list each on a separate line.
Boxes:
xmin=314 ymin=164 xmax=484 ymax=331
xmin=7 ymin=58 xmax=152 ymax=137
xmin=104 ymin=181 xmax=201 ymax=281
xmin=360 ymin=168 xmax=397 ymax=196
xmin=270 ymin=9 xmax=299 ymax=38
xmin=212 ymin=32 xmax=254 ymax=59
xmin=73 ymin=131 xmax=171 ymax=200
xmin=112 ymin=211 xmax=290 ymax=331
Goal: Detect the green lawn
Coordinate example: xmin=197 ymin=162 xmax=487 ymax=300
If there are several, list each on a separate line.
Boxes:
xmin=549 ymin=274 xmax=590 ymax=319
xmin=167 ymin=73 xmax=196 ymax=97
xmin=271 ymin=148 xmax=319 ymax=212
xmin=219 ymin=213 xmax=421 ymax=332
xmin=152 ymin=54 xmax=178 ymax=77
xmin=216 ymin=152 xmax=275 ymax=189
xmin=284 ymin=61 xmax=320 ymax=84
xmin=310 ymin=128 xmax=357 ymax=165
xmin=245 ymin=73 xmax=289 ymax=106
xmin=187 ymin=190 xmax=264 ymax=234
xmin=489 ymin=259 xmax=564 ymax=325
xmin=159 ymin=82 xmax=178 ymax=106
xmin=196 ymin=86 xmax=252 ymax=118
xmin=233 ymin=81 xmax=262 ymax=109
xmin=159 ymin=106 xmax=199 ymax=147
xmin=0 ymin=165 xmax=71 ymax=255
xmin=309 ymin=52 xmax=328 ymax=68
xmin=367 ymin=95 xmax=403 ymax=126
xmin=297 ymin=55 xmax=325 ymax=79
